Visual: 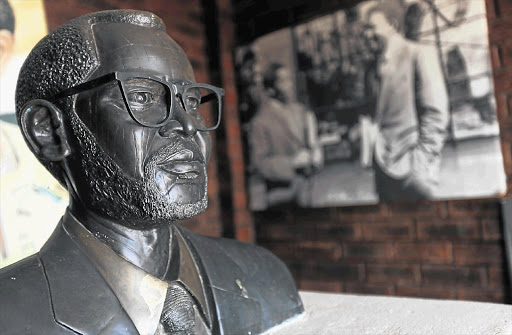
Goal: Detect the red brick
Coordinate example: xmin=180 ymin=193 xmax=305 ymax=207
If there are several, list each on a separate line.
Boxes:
xmin=226 ymin=121 xmax=242 ymax=140
xmin=490 ymin=45 xmax=502 ymax=69
xmin=421 ymin=266 xmax=486 ymax=288
xmin=489 ymin=16 xmax=512 ymax=45
xmin=231 ymin=158 xmax=244 ymax=174
xmin=495 ymin=0 xmax=512 ymax=17
xmin=302 ymin=262 xmax=361 ymax=282
xmin=235 ymin=226 xmax=253 ymax=243
xmin=502 ymin=143 xmax=512 ymax=175
xmin=416 ymin=218 xmax=481 ymax=240
xmin=493 ymin=67 xmax=512 ymax=92
xmin=396 ymin=286 xmax=456 ymax=300
xmin=362 ymin=221 xmax=415 ymax=241
xmin=262 ymin=240 xmax=343 ymax=262
xmin=453 ymin=243 xmax=504 ymax=265
xmin=254 ymin=210 xmax=292 ymax=225
xmin=298 ymin=279 xmax=342 ymax=293
xmin=486 ymin=0 xmax=496 ymax=20
xmin=174 ymin=21 xmax=203 ymax=37
xmin=316 ymin=222 xmax=363 ymax=241
xmin=447 ymin=199 xmax=500 ymax=217
xmin=394 ymin=242 xmax=453 ymax=264
xmin=500 ymin=120 xmax=512 ymax=141
xmin=456 ymin=288 xmax=505 ymax=303
xmin=501 ymin=41 xmax=512 ymax=67
xmin=294 ymin=208 xmax=336 ymax=225
xmin=217 ymin=0 xmax=233 ymax=10
xmin=343 ymin=243 xmax=394 ymax=261
xmin=488 ymin=266 xmax=507 ymax=289
xmin=259 ymin=242 xmax=295 ymax=260
xmin=234 ymin=209 xmax=252 ymax=226
xmin=495 ymin=92 xmax=509 ymax=120
xmin=482 ymin=217 xmax=502 ymax=240
xmin=233 ymin=190 xmax=247 ymax=209
xmin=338 ymin=204 xmax=389 ymax=220
xmin=507 ymin=94 xmax=512 ymax=117
xmin=258 ymin=223 xmax=313 ymax=241
xmin=502 ymin=136 xmax=512 ymax=159
xmin=227 ymin=140 xmax=243 ymax=159
xmin=295 ymin=241 xmax=342 ymax=262
xmin=224 ymin=89 xmax=238 ymax=105
xmin=366 ymin=264 xmax=420 ymax=285
xmin=344 ymin=283 xmax=394 ymax=296
xmin=389 ymin=201 xmax=447 ymax=218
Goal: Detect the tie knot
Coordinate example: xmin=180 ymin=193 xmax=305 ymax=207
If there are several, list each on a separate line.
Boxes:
xmin=160 ymin=282 xmax=195 ymax=334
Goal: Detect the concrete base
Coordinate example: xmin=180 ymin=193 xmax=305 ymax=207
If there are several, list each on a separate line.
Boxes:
xmin=263 ymin=291 xmax=512 ymax=334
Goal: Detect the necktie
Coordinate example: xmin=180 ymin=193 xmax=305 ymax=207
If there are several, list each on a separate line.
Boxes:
xmin=159 ymin=282 xmax=195 ymax=334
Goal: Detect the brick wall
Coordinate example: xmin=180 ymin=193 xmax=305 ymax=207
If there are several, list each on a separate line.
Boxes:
xmin=226 ymin=0 xmax=512 ymax=304
xmin=254 ymin=201 xmax=508 ymax=302
xmin=43 ymin=0 xmax=223 ymax=237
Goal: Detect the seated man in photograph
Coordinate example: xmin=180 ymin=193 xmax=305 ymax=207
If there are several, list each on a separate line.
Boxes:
xmin=0 ymin=10 xmax=302 ymax=335
xmin=249 ymin=63 xmax=323 ymax=209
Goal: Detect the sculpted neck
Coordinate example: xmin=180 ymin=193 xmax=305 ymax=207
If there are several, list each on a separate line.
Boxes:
xmin=68 ymin=198 xmax=172 ymax=279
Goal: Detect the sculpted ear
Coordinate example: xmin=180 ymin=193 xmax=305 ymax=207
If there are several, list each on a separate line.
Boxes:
xmin=20 ymin=99 xmax=71 ymax=161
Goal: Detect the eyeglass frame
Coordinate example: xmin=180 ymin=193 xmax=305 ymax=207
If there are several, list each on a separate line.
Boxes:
xmin=48 ymin=70 xmax=224 ymax=131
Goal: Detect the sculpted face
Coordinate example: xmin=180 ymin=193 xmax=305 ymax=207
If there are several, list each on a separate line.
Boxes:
xmin=67 ymin=22 xmax=212 ymax=228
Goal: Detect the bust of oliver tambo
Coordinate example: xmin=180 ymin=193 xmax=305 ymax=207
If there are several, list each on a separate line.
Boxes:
xmin=0 ymin=10 xmax=303 ymax=335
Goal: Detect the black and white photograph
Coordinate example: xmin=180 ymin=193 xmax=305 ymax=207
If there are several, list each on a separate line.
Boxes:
xmin=235 ymin=0 xmax=507 ymax=210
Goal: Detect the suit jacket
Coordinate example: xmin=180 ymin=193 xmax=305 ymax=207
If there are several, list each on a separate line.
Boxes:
xmin=374 ymin=34 xmax=449 ymax=185
xmin=0 ymin=221 xmax=303 ymax=335
xmin=248 ymin=98 xmax=318 ymax=209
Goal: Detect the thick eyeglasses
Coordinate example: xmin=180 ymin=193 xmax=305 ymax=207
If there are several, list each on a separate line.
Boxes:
xmin=49 ymin=71 xmax=224 ymax=130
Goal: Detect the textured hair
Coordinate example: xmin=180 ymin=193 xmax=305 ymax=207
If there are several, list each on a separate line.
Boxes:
xmin=262 ymin=62 xmax=284 ymax=91
xmin=15 ymin=10 xmax=166 ymax=185
xmin=0 ymin=0 xmax=15 ymax=33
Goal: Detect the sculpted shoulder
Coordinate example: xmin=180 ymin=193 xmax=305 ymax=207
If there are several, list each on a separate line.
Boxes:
xmin=0 ymin=255 xmax=75 ymax=334
xmin=179 ymin=228 xmax=304 ymax=334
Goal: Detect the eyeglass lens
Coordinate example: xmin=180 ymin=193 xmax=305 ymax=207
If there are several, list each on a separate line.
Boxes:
xmin=120 ymin=77 xmax=219 ymax=129
xmin=120 ymin=77 xmax=172 ymax=125
xmin=181 ymin=86 xmax=220 ymax=130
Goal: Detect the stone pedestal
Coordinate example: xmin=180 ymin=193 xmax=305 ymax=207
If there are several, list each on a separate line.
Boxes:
xmin=263 ymin=291 xmax=512 ymax=334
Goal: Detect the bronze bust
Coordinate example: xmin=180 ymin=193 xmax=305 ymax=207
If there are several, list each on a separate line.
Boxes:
xmin=0 ymin=10 xmax=303 ymax=334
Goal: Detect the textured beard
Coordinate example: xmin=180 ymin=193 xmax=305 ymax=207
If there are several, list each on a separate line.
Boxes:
xmin=68 ymin=112 xmax=208 ymax=230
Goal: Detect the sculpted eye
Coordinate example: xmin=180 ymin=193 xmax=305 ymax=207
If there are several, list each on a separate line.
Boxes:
xmin=128 ymin=92 xmax=155 ymax=106
xmin=186 ymin=96 xmax=200 ymax=111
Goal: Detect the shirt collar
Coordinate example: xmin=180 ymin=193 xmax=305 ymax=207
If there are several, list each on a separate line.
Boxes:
xmin=62 ymin=210 xmax=211 ymax=335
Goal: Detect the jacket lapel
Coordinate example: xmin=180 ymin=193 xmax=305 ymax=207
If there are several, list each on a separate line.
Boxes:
xmin=40 ymin=221 xmax=138 ymax=335
xmin=178 ymin=227 xmax=262 ymax=335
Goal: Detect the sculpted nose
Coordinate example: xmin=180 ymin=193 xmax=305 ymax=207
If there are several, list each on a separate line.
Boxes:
xmin=158 ymin=104 xmax=197 ymax=138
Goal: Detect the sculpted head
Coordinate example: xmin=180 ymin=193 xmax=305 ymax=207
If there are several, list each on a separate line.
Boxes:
xmin=16 ymin=10 xmax=222 ymax=229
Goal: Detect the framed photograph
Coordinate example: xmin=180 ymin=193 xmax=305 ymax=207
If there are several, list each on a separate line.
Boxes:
xmin=235 ymin=0 xmax=506 ymax=210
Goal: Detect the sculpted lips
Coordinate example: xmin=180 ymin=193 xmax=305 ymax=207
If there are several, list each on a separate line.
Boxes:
xmin=153 ymin=148 xmax=205 ymax=195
